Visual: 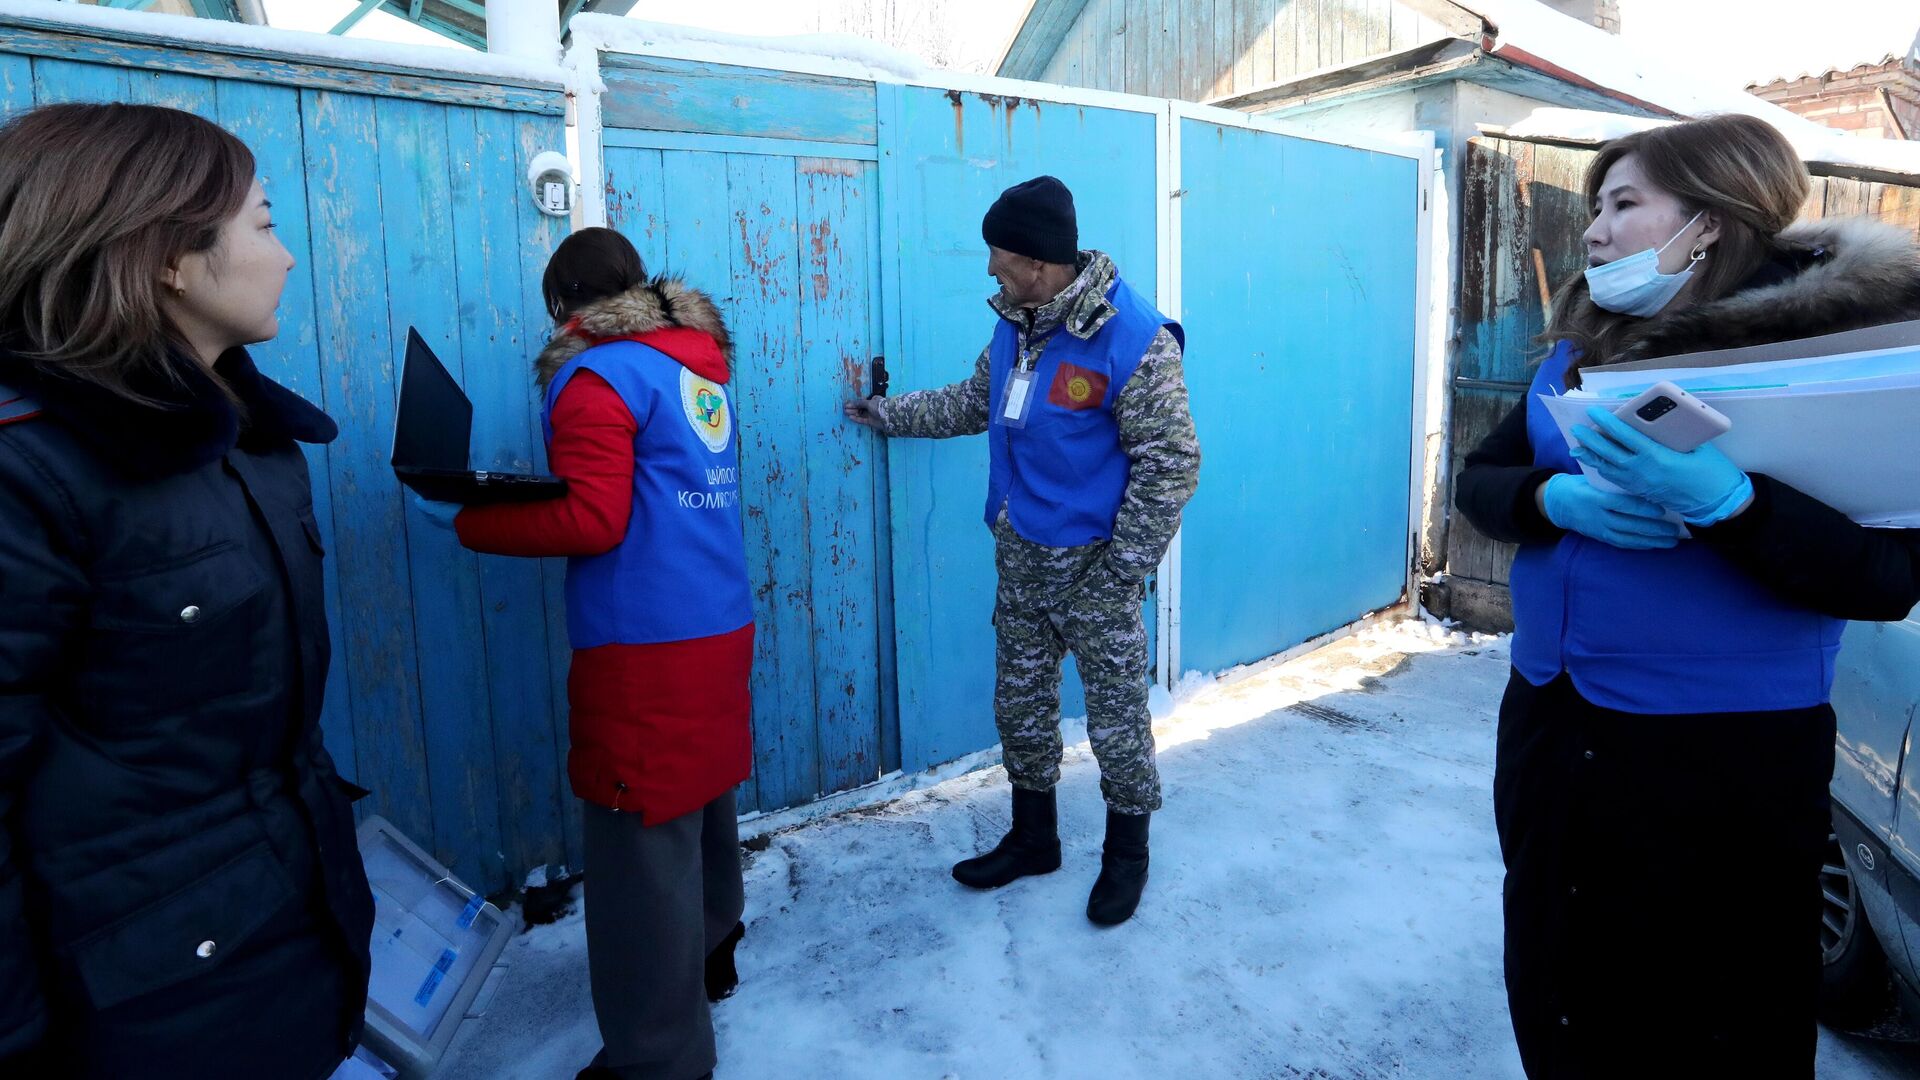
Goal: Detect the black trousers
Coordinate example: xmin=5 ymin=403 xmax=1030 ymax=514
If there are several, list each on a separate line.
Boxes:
xmin=1494 ymin=671 xmax=1835 ymax=1079
xmin=583 ymin=792 xmax=745 ymax=1080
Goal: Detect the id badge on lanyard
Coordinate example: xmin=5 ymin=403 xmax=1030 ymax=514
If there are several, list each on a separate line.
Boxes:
xmin=999 ymin=347 xmax=1039 ymax=429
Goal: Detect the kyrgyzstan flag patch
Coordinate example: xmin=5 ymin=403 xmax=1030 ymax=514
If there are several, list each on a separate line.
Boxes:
xmin=1047 ymin=362 xmax=1108 ymax=410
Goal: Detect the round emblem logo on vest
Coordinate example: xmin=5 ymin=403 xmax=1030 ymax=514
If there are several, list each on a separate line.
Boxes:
xmin=679 ymin=367 xmax=731 ymax=454
xmin=1066 ymin=375 xmax=1093 ymax=404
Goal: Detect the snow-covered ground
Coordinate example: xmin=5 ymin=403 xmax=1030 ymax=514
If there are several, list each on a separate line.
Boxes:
xmin=439 ymin=621 xmax=1920 ymax=1078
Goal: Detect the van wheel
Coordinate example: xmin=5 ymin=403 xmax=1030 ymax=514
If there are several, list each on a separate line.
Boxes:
xmin=1820 ymin=828 xmax=1900 ymax=1031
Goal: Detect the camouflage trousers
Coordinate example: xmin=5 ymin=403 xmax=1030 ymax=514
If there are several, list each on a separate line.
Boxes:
xmin=991 ymin=516 xmax=1162 ymax=815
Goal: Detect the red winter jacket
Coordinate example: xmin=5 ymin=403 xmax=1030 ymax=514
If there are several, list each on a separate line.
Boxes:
xmin=455 ymin=285 xmax=754 ymax=823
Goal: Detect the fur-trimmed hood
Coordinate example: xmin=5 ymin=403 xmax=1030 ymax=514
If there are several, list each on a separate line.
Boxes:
xmin=1589 ymin=216 xmax=1920 ymax=365
xmin=535 ymin=276 xmax=733 ymax=387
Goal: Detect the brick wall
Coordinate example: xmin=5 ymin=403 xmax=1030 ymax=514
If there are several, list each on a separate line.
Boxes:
xmin=1750 ymin=57 xmax=1920 ymax=141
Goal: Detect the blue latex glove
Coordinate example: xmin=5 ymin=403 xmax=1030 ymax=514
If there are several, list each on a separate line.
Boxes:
xmin=1539 ymin=473 xmax=1684 ymax=550
xmin=1569 ymin=405 xmax=1753 ymax=526
xmin=411 ymin=493 xmax=462 ymax=530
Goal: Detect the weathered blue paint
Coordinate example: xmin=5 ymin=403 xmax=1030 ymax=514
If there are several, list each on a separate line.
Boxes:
xmin=0 ymin=53 xmax=31 ymax=119
xmin=601 ymin=127 xmax=880 ymax=162
xmin=301 ymin=87 xmax=435 ymax=849
xmin=1176 ymin=119 xmax=1418 ymax=672
xmin=796 ymin=158 xmax=886 ymax=796
xmin=30 ymin=56 xmax=128 ymax=104
xmin=724 ymin=152 xmax=824 ymax=812
xmin=600 ymin=55 xmax=878 ymax=146
xmin=213 ymin=76 xmax=357 ymax=794
xmin=453 ymin=104 xmax=575 ymax=884
xmin=374 ymin=95 xmax=505 ymax=887
xmin=125 ymin=68 xmax=217 ymax=116
xmin=876 ymin=84 xmax=1161 ymax=774
xmin=601 ymin=132 xmax=898 ymax=814
xmin=0 ymin=15 xmax=561 ymax=114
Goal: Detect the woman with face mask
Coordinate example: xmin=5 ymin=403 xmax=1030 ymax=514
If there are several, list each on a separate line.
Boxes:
xmin=0 ymin=105 xmax=374 ymax=1078
xmin=1455 ymin=114 xmax=1920 ymax=1076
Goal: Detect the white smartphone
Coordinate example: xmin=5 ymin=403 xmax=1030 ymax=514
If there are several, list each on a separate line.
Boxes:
xmin=1614 ymin=380 xmax=1731 ymax=453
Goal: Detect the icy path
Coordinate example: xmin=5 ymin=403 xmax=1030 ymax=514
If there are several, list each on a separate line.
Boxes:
xmin=439 ymin=622 xmax=1919 ymax=1078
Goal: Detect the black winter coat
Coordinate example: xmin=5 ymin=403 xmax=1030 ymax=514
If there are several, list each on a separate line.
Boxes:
xmin=0 ymin=347 xmax=373 ymax=1079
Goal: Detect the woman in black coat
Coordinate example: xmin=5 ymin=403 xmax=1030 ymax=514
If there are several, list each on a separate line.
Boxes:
xmin=1456 ymin=114 xmax=1920 ymax=1077
xmin=0 ymin=104 xmax=373 ymax=1078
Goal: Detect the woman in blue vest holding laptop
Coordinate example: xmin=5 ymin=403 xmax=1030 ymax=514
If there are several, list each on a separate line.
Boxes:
xmin=443 ymin=228 xmax=753 ymax=1080
xmin=1455 ymin=114 xmax=1920 ymax=1077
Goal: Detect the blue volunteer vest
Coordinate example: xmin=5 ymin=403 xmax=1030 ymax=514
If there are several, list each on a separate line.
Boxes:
xmin=1508 ymin=341 xmax=1842 ymax=714
xmin=545 ymin=340 xmax=754 ymax=648
xmin=984 ymin=276 xmax=1182 ymax=546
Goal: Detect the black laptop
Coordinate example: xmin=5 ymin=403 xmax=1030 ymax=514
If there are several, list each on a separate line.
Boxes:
xmin=391 ymin=328 xmax=566 ymax=505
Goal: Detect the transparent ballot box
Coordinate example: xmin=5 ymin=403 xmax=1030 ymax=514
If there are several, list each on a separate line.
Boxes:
xmin=356 ymin=816 xmax=512 ymax=1078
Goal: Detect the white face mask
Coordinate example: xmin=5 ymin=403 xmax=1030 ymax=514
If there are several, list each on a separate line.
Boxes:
xmin=1585 ymin=211 xmax=1706 ymax=317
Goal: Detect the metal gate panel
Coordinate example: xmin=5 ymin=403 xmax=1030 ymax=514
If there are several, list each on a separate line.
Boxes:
xmin=1174 ymin=113 xmax=1421 ymax=673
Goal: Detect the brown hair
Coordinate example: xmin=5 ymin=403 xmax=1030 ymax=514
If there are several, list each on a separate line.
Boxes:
xmin=542 ymin=226 xmax=648 ymax=323
xmin=1543 ymin=114 xmax=1811 ymax=380
xmin=0 ymin=103 xmax=256 ymax=402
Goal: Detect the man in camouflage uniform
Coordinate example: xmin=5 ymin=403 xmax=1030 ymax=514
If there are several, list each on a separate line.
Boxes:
xmin=844 ymin=176 xmax=1199 ymax=925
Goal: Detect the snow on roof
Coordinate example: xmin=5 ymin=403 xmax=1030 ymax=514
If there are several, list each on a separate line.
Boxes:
xmin=566 ymin=12 xmax=930 ymax=84
xmin=0 ymin=0 xmax=568 ymax=86
xmin=1502 ymin=105 xmax=1920 ymax=179
xmin=1748 ymin=53 xmax=1904 ymax=90
xmin=1451 ymin=0 xmax=1920 ymax=179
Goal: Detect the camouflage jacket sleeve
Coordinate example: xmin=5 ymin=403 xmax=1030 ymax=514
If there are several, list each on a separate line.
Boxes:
xmin=1106 ymin=328 xmax=1201 ymax=581
xmin=872 ymin=346 xmax=991 ymax=439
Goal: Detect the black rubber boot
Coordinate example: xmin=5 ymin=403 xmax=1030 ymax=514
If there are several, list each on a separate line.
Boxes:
xmin=951 ymin=785 xmax=1062 ymax=889
xmin=1086 ymin=811 xmax=1150 ymax=926
xmin=706 ymin=920 xmax=745 ymax=1002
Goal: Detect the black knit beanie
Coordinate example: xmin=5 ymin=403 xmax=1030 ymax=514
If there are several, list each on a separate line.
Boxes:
xmin=982 ymin=175 xmax=1078 ymax=265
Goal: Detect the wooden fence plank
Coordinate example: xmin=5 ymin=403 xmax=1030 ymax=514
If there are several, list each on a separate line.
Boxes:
xmin=1 ymin=18 xmax=561 ymax=113
xmin=371 ymin=95 xmax=504 ymax=884
xmin=503 ymin=115 xmax=576 ymax=876
xmin=603 ymin=145 xmax=669 ymax=271
xmin=301 ymin=88 xmax=435 ymax=845
xmin=796 ymin=158 xmax=884 ymax=796
xmin=124 ymin=68 xmax=217 ymax=117
xmin=1126 ymin=0 xmax=1152 ymax=96
xmin=215 ymin=78 xmax=358 ymax=792
xmin=0 ymin=52 xmax=28 ymax=118
xmin=600 ymin=56 xmax=877 ymax=146
xmin=728 ymin=154 xmax=821 ymax=812
xmin=1211 ymin=0 xmax=1236 ymax=98
xmin=450 ymin=104 xmax=572 ymax=889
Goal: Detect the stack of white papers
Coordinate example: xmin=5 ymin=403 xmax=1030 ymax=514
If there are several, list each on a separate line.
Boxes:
xmin=1539 ymin=321 xmax=1920 ymax=528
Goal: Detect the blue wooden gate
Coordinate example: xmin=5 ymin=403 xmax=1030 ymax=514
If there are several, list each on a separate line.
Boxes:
xmin=0 ymin=13 xmax=576 ymax=895
xmin=584 ymin=54 xmax=1429 ymax=814
xmin=596 ymin=55 xmax=893 ymax=815
xmin=1173 ymin=110 xmax=1422 ymax=673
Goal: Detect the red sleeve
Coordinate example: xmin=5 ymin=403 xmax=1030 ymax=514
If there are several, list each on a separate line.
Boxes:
xmin=454 ymin=370 xmax=636 ymax=557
